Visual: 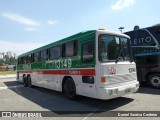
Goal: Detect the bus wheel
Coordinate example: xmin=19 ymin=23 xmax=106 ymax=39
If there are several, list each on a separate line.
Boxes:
xmin=137 ymin=74 xmax=142 ymax=84
xmin=137 ymin=74 xmax=145 ymax=86
xmin=27 ymin=76 xmax=33 ymax=88
xmin=63 ymin=77 xmax=77 ymax=100
xmin=148 ymin=73 xmax=160 ymax=88
xmin=23 ymin=75 xmax=28 ymax=87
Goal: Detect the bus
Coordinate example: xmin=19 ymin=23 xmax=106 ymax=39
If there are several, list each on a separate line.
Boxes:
xmin=17 ymin=29 xmax=139 ymax=100
xmin=125 ymin=25 xmax=160 ymax=88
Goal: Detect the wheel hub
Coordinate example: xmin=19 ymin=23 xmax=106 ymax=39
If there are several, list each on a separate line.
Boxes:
xmin=151 ymin=76 xmax=160 ymax=86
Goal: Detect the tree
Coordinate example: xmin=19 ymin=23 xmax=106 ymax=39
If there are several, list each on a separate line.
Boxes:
xmin=10 ymin=57 xmax=17 ymax=65
xmin=0 ymin=57 xmax=17 ymax=66
xmin=0 ymin=59 xmax=5 ymax=66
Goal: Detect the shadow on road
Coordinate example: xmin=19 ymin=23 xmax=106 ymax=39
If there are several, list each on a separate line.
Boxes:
xmin=3 ymin=81 xmax=23 ymax=86
xmin=137 ymin=85 xmax=160 ymax=95
xmin=7 ymin=84 xmax=134 ymax=116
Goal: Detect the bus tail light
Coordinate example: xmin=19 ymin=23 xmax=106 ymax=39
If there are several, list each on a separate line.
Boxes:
xmin=101 ymin=76 xmax=106 ymax=83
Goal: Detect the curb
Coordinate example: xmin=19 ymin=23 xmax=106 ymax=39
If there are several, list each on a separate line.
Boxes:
xmin=0 ymin=74 xmax=16 ymax=79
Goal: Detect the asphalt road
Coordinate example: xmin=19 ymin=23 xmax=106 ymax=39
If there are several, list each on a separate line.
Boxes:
xmin=0 ymin=78 xmax=160 ymax=120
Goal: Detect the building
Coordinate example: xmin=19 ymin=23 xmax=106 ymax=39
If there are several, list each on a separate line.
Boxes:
xmin=0 ymin=51 xmax=16 ymax=59
xmin=0 ymin=53 xmax=5 ymax=59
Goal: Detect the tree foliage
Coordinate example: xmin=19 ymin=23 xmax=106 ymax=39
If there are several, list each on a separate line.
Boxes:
xmin=0 ymin=58 xmax=17 ymax=65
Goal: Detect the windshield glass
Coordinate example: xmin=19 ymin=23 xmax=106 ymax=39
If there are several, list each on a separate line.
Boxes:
xmin=98 ymin=34 xmax=131 ymax=62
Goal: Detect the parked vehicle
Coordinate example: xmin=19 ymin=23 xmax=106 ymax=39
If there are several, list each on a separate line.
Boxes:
xmin=125 ymin=25 xmax=160 ymax=88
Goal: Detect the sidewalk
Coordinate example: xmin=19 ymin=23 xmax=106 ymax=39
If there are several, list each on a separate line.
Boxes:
xmin=0 ymin=74 xmax=16 ymax=79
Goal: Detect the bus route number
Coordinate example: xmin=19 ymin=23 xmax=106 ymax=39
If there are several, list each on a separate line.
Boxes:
xmin=55 ymin=59 xmax=72 ymax=69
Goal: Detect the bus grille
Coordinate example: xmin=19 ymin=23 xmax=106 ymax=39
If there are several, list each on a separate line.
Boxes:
xmin=108 ymin=73 xmax=137 ymax=85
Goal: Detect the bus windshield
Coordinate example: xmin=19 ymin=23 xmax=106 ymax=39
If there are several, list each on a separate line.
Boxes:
xmin=98 ymin=34 xmax=131 ymax=62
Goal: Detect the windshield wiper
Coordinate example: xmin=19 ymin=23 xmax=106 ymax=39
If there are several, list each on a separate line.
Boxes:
xmin=115 ymin=48 xmax=123 ymax=63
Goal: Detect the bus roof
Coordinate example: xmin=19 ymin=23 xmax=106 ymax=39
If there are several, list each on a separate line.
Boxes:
xmin=97 ymin=29 xmax=130 ymax=39
xmin=18 ymin=30 xmax=96 ymax=58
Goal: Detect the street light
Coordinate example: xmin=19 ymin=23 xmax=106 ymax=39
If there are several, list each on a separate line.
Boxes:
xmin=119 ymin=27 xmax=124 ymax=33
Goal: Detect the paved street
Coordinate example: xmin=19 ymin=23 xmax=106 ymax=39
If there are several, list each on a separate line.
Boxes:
xmin=0 ymin=77 xmax=160 ymax=120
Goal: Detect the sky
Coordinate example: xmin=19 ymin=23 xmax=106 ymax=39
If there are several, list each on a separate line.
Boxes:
xmin=0 ymin=0 xmax=160 ymax=55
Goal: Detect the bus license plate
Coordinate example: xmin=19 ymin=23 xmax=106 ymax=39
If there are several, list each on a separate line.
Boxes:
xmin=125 ymin=88 xmax=131 ymax=93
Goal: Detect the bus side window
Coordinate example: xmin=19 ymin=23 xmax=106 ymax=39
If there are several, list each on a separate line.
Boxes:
xmin=50 ymin=45 xmax=61 ymax=60
xmin=18 ymin=58 xmax=21 ymax=64
xmin=23 ymin=56 xmax=27 ymax=64
xmin=34 ymin=52 xmax=40 ymax=62
xmin=40 ymin=49 xmax=48 ymax=61
xmin=27 ymin=54 xmax=31 ymax=63
xmin=82 ymin=41 xmax=94 ymax=63
xmin=74 ymin=40 xmax=78 ymax=56
xmin=62 ymin=40 xmax=78 ymax=57
xmin=21 ymin=57 xmax=23 ymax=64
xmin=31 ymin=54 xmax=34 ymax=62
xmin=18 ymin=58 xmax=22 ymax=64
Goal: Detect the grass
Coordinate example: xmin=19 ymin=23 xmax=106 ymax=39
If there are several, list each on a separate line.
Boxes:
xmin=0 ymin=71 xmax=16 ymax=75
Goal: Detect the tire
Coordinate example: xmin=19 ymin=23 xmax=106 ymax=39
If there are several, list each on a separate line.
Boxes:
xmin=137 ymin=74 xmax=142 ymax=84
xmin=27 ymin=76 xmax=33 ymax=88
xmin=63 ymin=77 xmax=77 ymax=100
xmin=137 ymin=74 xmax=146 ymax=86
xmin=23 ymin=75 xmax=28 ymax=87
xmin=148 ymin=73 xmax=160 ymax=88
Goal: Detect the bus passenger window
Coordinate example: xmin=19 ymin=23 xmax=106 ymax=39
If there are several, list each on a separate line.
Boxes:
xmin=82 ymin=41 xmax=94 ymax=63
xmin=34 ymin=52 xmax=39 ymax=62
xmin=18 ymin=58 xmax=22 ymax=64
xmin=27 ymin=54 xmax=31 ymax=63
xmin=50 ymin=45 xmax=61 ymax=59
xmin=40 ymin=49 xmax=48 ymax=61
xmin=62 ymin=40 xmax=78 ymax=57
xmin=23 ymin=56 xmax=27 ymax=64
xmin=73 ymin=40 xmax=78 ymax=56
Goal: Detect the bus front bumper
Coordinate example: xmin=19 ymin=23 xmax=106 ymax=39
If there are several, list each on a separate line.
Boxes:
xmin=97 ymin=81 xmax=139 ymax=100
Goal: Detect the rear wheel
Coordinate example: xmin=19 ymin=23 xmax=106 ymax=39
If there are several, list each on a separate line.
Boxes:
xmin=137 ymin=74 xmax=146 ymax=86
xmin=63 ymin=77 xmax=77 ymax=100
xmin=23 ymin=75 xmax=28 ymax=87
xmin=27 ymin=76 xmax=33 ymax=88
xmin=137 ymin=74 xmax=142 ymax=83
xmin=148 ymin=73 xmax=160 ymax=88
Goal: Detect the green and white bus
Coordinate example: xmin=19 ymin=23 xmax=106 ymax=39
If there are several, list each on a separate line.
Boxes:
xmin=17 ymin=29 xmax=139 ymax=100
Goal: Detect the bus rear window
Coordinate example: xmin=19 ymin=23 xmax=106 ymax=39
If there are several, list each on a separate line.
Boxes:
xmin=33 ymin=52 xmax=40 ymax=62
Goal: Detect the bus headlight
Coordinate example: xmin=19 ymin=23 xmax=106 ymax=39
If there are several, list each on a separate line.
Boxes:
xmin=108 ymin=89 xmax=112 ymax=95
xmin=113 ymin=88 xmax=118 ymax=95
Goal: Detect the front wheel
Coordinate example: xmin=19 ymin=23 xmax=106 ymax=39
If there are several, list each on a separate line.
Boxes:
xmin=63 ymin=78 xmax=77 ymax=100
xmin=148 ymin=73 xmax=160 ymax=88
